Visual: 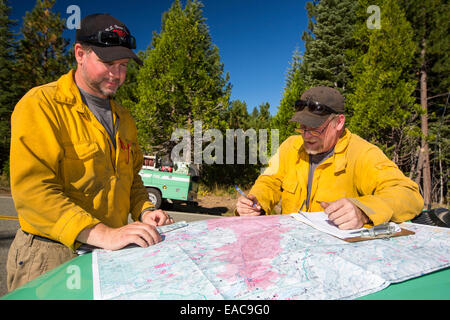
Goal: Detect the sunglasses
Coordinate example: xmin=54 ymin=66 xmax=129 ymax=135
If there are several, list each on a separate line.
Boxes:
xmin=294 ymin=99 xmax=337 ymax=115
xmin=78 ymin=31 xmax=136 ymax=49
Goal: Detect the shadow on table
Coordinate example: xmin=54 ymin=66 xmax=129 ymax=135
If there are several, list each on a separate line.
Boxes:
xmin=161 ymin=201 xmax=228 ymax=216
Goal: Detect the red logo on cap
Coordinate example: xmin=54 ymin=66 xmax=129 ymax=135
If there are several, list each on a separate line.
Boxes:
xmin=112 ymin=29 xmax=127 ymax=37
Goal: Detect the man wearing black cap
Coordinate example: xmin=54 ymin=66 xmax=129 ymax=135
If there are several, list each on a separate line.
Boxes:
xmin=7 ymin=14 xmax=172 ymax=291
xmin=236 ymin=86 xmax=424 ymax=230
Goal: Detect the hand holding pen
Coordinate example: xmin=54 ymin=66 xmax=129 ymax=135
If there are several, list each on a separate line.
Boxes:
xmin=235 ymin=186 xmax=262 ymax=216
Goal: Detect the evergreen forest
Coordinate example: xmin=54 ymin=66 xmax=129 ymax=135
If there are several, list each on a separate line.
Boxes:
xmin=1 ymin=0 xmax=448 ymax=207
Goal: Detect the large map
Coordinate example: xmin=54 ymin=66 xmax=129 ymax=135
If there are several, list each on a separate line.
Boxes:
xmin=92 ymin=215 xmax=450 ymax=300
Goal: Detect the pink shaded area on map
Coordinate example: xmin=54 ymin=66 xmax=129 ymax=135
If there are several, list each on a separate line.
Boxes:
xmin=207 ymin=215 xmax=292 ymax=291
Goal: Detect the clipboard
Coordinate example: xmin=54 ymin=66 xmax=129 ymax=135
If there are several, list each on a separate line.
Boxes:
xmin=290 ymin=213 xmax=416 ymax=243
xmin=342 ymin=227 xmax=415 ymax=243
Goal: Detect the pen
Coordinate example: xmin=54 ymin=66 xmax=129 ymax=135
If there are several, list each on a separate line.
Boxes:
xmin=235 ymin=186 xmax=258 ymax=208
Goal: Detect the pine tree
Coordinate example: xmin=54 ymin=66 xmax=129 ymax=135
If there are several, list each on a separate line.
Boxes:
xmin=271 ymin=49 xmax=307 ymax=144
xmin=135 ymin=0 xmax=231 ymax=155
xmin=254 ymin=102 xmax=271 ymax=130
xmin=399 ymin=0 xmax=450 ymax=205
xmin=115 ymin=51 xmax=147 ymax=111
xmin=244 ymin=102 xmax=271 ymax=131
xmin=301 ymin=0 xmax=358 ymax=92
xmin=285 ymin=47 xmax=303 ymax=89
xmin=427 ymin=1 xmax=450 ymax=204
xmin=346 ymin=0 xmax=418 ymax=164
xmin=227 ymin=100 xmax=250 ymax=129
xmin=0 ymin=0 xmax=18 ymax=174
xmin=272 ymin=0 xmax=358 ymax=146
xmin=15 ymin=0 xmax=73 ymax=94
xmin=202 ymin=99 xmax=256 ymax=188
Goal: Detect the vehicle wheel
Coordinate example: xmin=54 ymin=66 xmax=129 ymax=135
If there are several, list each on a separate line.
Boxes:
xmin=146 ymin=188 xmax=162 ymax=209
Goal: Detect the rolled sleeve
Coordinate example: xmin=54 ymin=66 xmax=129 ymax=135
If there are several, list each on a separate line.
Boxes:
xmin=51 ymin=209 xmax=101 ymax=250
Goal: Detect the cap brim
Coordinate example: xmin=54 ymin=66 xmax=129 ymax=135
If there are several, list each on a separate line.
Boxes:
xmin=91 ymin=45 xmax=143 ymax=66
xmin=289 ymin=110 xmax=332 ymax=128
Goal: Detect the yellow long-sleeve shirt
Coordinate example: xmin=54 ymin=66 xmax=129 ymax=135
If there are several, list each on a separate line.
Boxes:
xmin=250 ymin=129 xmax=424 ymax=226
xmin=10 ymin=70 xmax=154 ymax=250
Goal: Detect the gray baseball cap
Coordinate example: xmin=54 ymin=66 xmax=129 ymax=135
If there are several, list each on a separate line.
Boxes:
xmin=290 ymin=86 xmax=344 ymax=127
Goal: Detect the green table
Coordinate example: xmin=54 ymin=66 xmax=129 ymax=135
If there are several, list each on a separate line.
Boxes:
xmin=2 ymin=252 xmax=449 ymax=300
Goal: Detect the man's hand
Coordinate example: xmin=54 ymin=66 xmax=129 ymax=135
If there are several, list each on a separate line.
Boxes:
xmin=77 ymin=222 xmax=162 ymax=251
xmin=321 ymin=198 xmax=370 ymax=229
xmin=236 ymin=194 xmax=262 ymax=216
xmin=76 ymin=209 xmax=174 ymax=251
xmin=141 ymin=209 xmax=174 ymax=226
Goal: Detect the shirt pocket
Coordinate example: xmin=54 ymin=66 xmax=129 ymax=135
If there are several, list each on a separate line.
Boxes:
xmin=314 ymin=171 xmax=354 ymax=204
xmin=282 ymin=178 xmax=298 ymax=194
xmin=62 ymin=141 xmax=105 ymax=194
xmin=281 ymin=173 xmax=299 ymax=213
xmin=64 ymin=141 xmax=99 ymax=160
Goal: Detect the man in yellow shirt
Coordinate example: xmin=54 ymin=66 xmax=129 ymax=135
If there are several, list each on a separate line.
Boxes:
xmin=236 ymin=86 xmax=424 ymax=229
xmin=7 ymin=14 xmax=173 ymax=291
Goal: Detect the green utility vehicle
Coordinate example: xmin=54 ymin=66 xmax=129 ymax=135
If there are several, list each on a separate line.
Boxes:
xmin=138 ymin=155 xmax=199 ymax=209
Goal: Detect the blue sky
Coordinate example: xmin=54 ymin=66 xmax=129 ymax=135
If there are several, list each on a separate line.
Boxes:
xmin=9 ymin=0 xmax=309 ymax=115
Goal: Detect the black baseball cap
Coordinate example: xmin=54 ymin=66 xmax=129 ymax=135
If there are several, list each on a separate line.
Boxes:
xmin=76 ymin=13 xmax=143 ymax=66
xmin=290 ymin=86 xmax=345 ymax=128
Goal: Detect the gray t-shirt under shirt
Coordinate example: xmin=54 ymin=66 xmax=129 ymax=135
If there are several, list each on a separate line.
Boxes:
xmin=305 ymin=148 xmax=334 ymax=210
xmin=78 ymin=86 xmax=116 ymax=149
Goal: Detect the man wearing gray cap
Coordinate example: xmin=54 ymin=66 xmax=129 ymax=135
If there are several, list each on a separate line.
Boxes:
xmin=7 ymin=14 xmax=173 ymax=291
xmin=236 ymin=86 xmax=424 ymax=230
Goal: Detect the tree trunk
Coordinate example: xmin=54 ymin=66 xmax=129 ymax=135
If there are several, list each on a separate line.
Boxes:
xmin=409 ymin=146 xmax=420 ymax=180
xmin=420 ymin=38 xmax=432 ymax=207
xmin=438 ymin=143 xmax=443 ymax=204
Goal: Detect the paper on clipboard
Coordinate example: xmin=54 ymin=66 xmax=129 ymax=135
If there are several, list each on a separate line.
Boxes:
xmin=290 ymin=211 xmax=400 ymax=239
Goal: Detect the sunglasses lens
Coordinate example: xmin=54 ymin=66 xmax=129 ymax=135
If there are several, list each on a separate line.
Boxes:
xmin=95 ymin=32 xmax=136 ymax=49
xmin=295 ymin=100 xmax=306 ymax=111
xmin=100 ymin=32 xmax=120 ymax=45
xmin=309 ymin=104 xmax=324 ymax=114
xmin=295 ymin=100 xmax=335 ymax=115
xmin=129 ymin=36 xmax=136 ymax=49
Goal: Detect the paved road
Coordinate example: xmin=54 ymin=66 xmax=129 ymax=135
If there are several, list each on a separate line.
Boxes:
xmin=0 ymin=195 xmax=222 ymax=298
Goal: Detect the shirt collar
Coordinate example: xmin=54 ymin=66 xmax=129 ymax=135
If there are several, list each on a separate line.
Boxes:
xmin=53 ymin=69 xmax=124 ymax=120
xmin=292 ymin=128 xmax=351 ymax=173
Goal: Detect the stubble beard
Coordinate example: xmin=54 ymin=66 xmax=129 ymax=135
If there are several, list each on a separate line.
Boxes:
xmin=80 ymin=64 xmax=120 ymax=98
xmin=89 ymin=77 xmax=120 ymax=98
xmin=303 ymin=140 xmax=323 ymax=155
